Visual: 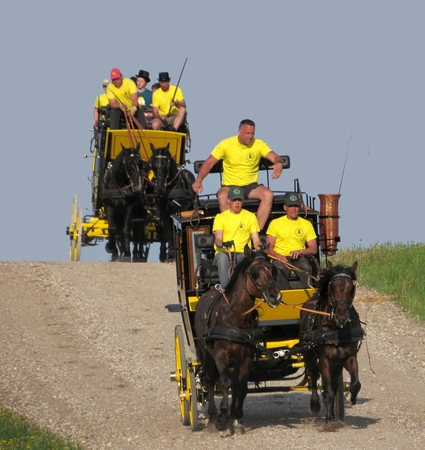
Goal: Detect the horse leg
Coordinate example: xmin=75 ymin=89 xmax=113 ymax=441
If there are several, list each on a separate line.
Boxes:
xmin=344 ymin=354 xmax=361 ymax=405
xmin=304 ymin=352 xmax=321 ymax=415
xmin=214 ymin=352 xmax=232 ymax=431
xmin=202 ymin=355 xmax=219 ymax=432
xmin=320 ymin=359 xmax=340 ymax=422
xmin=121 ymin=206 xmax=133 ymax=262
xmin=105 ymin=208 xmax=119 ymax=261
xmin=229 ymin=360 xmax=250 ymax=435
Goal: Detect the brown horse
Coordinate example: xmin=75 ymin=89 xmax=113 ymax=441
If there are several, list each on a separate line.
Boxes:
xmin=299 ymin=261 xmax=364 ymax=423
xmin=194 ymin=246 xmax=282 ymax=434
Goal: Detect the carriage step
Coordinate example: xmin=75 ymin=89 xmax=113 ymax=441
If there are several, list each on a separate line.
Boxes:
xmin=165 ymin=304 xmax=186 ymax=313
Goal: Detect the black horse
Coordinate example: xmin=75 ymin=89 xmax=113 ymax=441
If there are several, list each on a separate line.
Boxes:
xmin=102 ymin=144 xmax=142 ymax=262
xmin=299 ymin=261 xmax=364 ymax=423
xmin=145 ymin=142 xmax=195 ymax=262
xmin=194 ymin=246 xmax=282 ymax=434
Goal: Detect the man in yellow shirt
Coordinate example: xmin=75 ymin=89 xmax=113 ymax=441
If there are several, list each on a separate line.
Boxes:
xmin=192 ymin=119 xmax=284 ymax=230
xmin=213 ymin=186 xmax=262 ymax=286
xmin=266 ymin=193 xmax=317 ymax=289
xmin=151 ymin=72 xmax=186 ymax=131
xmin=106 ymin=68 xmax=147 ymax=129
xmin=93 ymin=79 xmax=110 ymax=129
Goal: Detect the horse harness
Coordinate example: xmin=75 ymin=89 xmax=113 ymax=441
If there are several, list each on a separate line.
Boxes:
xmin=303 ymin=272 xmax=365 ymax=349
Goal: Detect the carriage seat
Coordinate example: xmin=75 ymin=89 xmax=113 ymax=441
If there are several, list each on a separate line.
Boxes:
xmin=194 ymin=234 xmax=220 ymax=286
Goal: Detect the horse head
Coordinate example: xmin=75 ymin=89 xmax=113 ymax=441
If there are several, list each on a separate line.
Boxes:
xmin=149 ymin=142 xmax=174 ymax=196
xmin=325 ymin=261 xmax=357 ymax=328
xmin=232 ymin=245 xmax=282 ymax=308
xmin=119 ymin=143 xmax=142 ymax=192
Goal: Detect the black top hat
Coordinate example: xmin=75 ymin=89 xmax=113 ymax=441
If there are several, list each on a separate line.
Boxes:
xmin=135 ymin=69 xmax=150 ymax=82
xmin=158 ymin=72 xmax=171 ymax=82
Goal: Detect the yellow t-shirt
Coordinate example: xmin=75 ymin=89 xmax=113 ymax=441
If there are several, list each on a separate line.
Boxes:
xmin=266 ymin=215 xmax=317 ymax=256
xmin=213 ymin=209 xmax=260 ymax=253
xmin=152 ymin=86 xmax=184 ymax=116
xmin=211 ymin=136 xmax=272 ymax=186
xmin=106 ymin=78 xmax=137 ymax=108
xmin=94 ymin=93 xmax=109 ymax=109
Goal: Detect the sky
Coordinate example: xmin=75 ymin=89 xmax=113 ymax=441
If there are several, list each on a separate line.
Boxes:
xmin=1 ymin=0 xmax=423 ymax=262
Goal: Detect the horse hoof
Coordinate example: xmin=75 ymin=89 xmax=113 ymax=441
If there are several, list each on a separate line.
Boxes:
xmin=231 ymin=420 xmax=245 ymax=435
xmin=105 ymin=243 xmax=114 ymax=254
xmin=215 ymin=417 xmax=229 ymax=432
xmin=207 ymin=422 xmax=219 ymax=433
xmin=121 ymin=256 xmax=131 ymax=263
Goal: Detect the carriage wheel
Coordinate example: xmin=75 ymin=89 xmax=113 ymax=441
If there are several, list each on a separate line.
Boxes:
xmin=186 ymin=362 xmax=198 ymax=431
xmin=69 ymin=195 xmax=78 ymax=261
xmin=71 ymin=208 xmax=83 ymax=262
xmin=175 ymin=325 xmax=190 ymax=425
xmin=335 ymin=373 xmax=345 ymax=421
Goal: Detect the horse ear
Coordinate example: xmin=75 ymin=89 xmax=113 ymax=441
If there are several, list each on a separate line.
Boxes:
xmin=135 ymin=143 xmax=140 ymax=151
xmin=244 ymin=244 xmax=252 ymax=258
xmin=121 ymin=143 xmax=125 ymax=150
xmin=150 ymin=143 xmax=155 ymax=151
xmin=351 ymin=261 xmax=358 ymax=273
xmin=166 ymin=142 xmax=170 ymax=151
xmin=326 ymin=260 xmax=334 ymax=270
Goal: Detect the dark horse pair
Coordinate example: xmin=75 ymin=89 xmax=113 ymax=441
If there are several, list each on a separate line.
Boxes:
xmin=195 ymin=255 xmax=363 ymax=432
xmin=104 ymin=143 xmax=195 ymax=262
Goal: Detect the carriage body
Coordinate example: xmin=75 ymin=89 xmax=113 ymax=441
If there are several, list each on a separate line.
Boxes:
xmin=66 ymin=125 xmax=191 ymax=261
xmin=169 ymin=157 xmax=348 ymax=429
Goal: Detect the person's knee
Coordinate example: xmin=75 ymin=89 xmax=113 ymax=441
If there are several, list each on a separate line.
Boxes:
xmin=262 ymin=188 xmax=274 ymax=204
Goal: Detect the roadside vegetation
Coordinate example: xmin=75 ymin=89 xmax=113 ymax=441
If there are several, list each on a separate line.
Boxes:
xmin=329 ymin=242 xmax=425 ymax=321
xmin=0 ymin=406 xmax=83 ymax=450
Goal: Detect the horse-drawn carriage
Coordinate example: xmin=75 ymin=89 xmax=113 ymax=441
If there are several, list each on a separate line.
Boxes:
xmin=66 ymin=119 xmax=195 ymax=262
xmin=167 ymin=159 xmax=364 ymax=432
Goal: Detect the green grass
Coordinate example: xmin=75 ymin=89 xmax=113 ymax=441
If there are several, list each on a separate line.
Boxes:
xmin=329 ymin=242 xmax=425 ymax=320
xmin=0 ymin=406 xmax=83 ymax=450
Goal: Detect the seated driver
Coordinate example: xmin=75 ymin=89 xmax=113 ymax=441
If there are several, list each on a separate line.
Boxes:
xmin=213 ymin=186 xmax=262 ymax=286
xmin=266 ymin=192 xmax=317 ymax=289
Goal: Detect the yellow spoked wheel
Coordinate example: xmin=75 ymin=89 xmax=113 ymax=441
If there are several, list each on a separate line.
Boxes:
xmin=186 ymin=363 xmax=198 ymax=431
xmin=70 ymin=208 xmax=83 ymax=261
xmin=69 ymin=195 xmax=78 ymax=261
xmin=175 ymin=325 xmax=189 ymax=425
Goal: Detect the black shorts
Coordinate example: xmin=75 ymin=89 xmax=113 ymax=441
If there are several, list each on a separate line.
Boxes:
xmin=221 ymin=183 xmax=263 ymax=198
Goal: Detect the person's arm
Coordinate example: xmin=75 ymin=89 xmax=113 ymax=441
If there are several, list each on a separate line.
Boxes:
xmin=192 ymin=154 xmax=219 ymax=193
xmin=108 ymin=97 xmax=121 ymax=109
xmin=265 ymin=151 xmax=284 ymax=180
xmin=289 ymin=238 xmax=318 ymax=259
xmin=93 ymin=107 xmax=99 ymax=122
xmin=130 ymin=92 xmax=138 ymax=108
xmin=251 ymin=232 xmax=262 ymax=249
xmin=265 ymin=235 xmax=287 ymax=263
xmin=171 ymin=99 xmax=186 ymax=109
xmin=214 ymin=229 xmax=224 ymax=248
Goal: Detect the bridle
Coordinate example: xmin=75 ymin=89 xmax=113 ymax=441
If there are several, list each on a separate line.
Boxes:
xmin=327 ymin=272 xmax=356 ymax=323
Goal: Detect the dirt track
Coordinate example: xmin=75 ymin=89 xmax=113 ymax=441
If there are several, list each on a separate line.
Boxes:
xmin=1 ymin=261 xmax=425 ymax=449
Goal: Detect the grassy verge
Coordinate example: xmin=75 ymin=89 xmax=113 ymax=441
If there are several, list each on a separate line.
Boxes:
xmin=329 ymin=242 xmax=425 ymax=320
xmin=0 ymin=406 xmax=83 ymax=450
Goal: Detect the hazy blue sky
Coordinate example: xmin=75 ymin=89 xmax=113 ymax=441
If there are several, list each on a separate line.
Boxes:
xmin=1 ymin=0 xmax=423 ymax=262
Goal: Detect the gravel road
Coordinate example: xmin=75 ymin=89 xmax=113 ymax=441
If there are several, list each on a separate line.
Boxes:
xmin=1 ymin=261 xmax=425 ymax=450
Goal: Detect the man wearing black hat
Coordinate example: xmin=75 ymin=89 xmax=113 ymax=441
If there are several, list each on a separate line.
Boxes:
xmin=212 ymin=187 xmax=262 ymax=286
xmin=265 ymin=193 xmax=317 ymax=289
xmin=151 ymin=72 xmax=186 ymax=131
xmin=135 ymin=69 xmax=153 ymax=126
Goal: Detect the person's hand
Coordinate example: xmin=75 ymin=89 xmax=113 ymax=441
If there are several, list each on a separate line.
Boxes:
xmin=192 ymin=180 xmax=203 ymax=193
xmin=221 ymin=241 xmax=234 ymax=249
xmin=128 ymin=106 xmax=137 ymax=116
xmin=271 ymin=162 xmax=284 ymax=179
xmin=93 ymin=120 xmax=98 ymax=129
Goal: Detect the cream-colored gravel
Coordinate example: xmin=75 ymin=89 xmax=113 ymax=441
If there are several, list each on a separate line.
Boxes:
xmin=1 ymin=261 xmax=424 ymax=449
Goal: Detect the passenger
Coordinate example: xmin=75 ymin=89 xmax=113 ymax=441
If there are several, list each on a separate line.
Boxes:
xmin=213 ymin=186 xmax=262 ymax=286
xmin=106 ymin=68 xmax=147 ymax=129
xmin=151 ymin=82 xmax=160 ymax=93
xmin=151 ymin=72 xmax=186 ymax=131
xmin=266 ymin=192 xmax=317 ymax=289
xmin=134 ymin=69 xmax=153 ymax=126
xmin=93 ymin=79 xmax=110 ymax=129
xmin=192 ymin=119 xmax=284 ymax=231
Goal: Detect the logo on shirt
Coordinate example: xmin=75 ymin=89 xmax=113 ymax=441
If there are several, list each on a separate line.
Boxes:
xmin=239 ymin=223 xmax=246 ymax=231
xmin=295 ymin=228 xmax=304 ymax=237
xmin=246 ymin=152 xmax=255 ymax=161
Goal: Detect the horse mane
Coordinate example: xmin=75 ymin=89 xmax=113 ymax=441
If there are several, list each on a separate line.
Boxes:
xmin=316 ymin=263 xmax=357 ymax=300
xmin=224 ymin=249 xmax=267 ymax=293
